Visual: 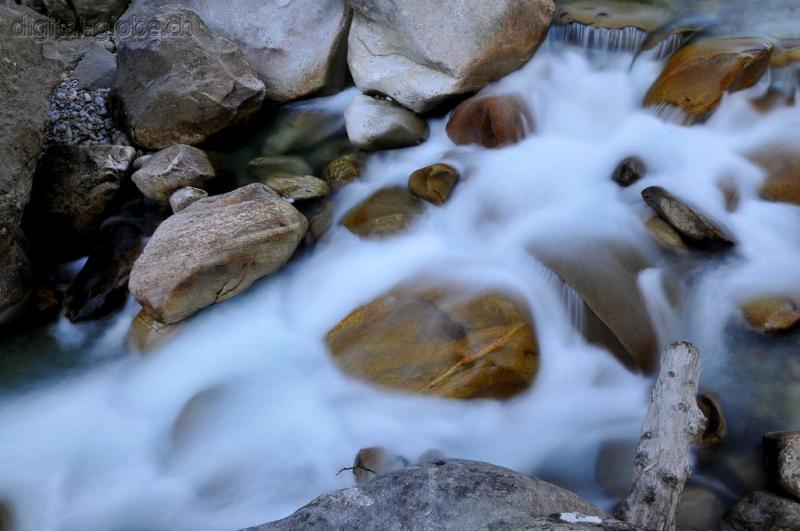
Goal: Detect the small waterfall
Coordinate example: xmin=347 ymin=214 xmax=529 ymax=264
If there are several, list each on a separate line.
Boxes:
xmin=548 ymin=22 xmax=683 ymax=59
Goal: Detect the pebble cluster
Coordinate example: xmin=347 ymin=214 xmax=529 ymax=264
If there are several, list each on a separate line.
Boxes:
xmin=47 ymin=77 xmax=124 ymax=146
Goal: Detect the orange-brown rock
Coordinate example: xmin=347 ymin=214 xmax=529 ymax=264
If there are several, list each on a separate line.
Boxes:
xmin=128 ymin=310 xmax=180 ymax=353
xmin=446 ymin=95 xmax=534 ymax=149
xmin=326 ymin=282 xmax=539 ymax=399
xmin=644 ymin=37 xmax=773 ymax=121
xmin=749 ymin=147 xmax=800 ymax=206
xmin=342 ymin=187 xmax=424 ymax=239
xmin=742 ymin=296 xmax=800 ymax=335
xmin=408 ymin=164 xmax=461 ymax=206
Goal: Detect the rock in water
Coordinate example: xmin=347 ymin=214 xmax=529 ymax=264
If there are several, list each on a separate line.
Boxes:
xmin=764 ymin=432 xmax=800 ymax=501
xmin=246 ymin=156 xmax=314 ymax=180
xmin=132 ymin=145 xmax=216 ymax=204
xmin=323 ymin=153 xmax=362 ymax=189
xmin=641 ymin=186 xmax=735 ymax=246
xmin=129 ymin=184 xmax=307 ymax=324
xmin=749 ymin=147 xmax=800 ymax=206
xmin=612 ymin=157 xmax=646 ymax=187
xmin=722 ymin=491 xmax=800 ymax=531
xmin=0 ymin=4 xmax=63 ymax=323
xmin=344 ymin=95 xmax=429 ymax=150
xmin=408 ymin=163 xmax=461 ymax=205
xmin=341 ymin=187 xmax=424 ymax=239
xmin=644 ymin=37 xmax=773 ymax=121
xmin=352 ymin=447 xmax=409 ymax=484
xmin=326 ymin=281 xmax=539 ymax=399
xmin=446 ymin=95 xmax=534 ymax=148
xmin=114 ymin=6 xmax=265 ymax=149
xmin=347 ymin=0 xmax=555 ymax=113
xmin=246 ymin=459 xmax=604 ymax=530
xmin=27 ymin=145 xmax=137 ymax=260
xmin=741 ymin=297 xmax=800 ymax=335
xmin=126 ymin=0 xmax=351 ymax=101
xmin=263 ymin=175 xmax=330 ymax=202
xmin=170 ymin=187 xmax=209 ymax=213
xmin=645 ymin=217 xmax=688 ymax=252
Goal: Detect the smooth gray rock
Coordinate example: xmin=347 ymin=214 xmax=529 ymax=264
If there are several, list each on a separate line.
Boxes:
xmin=246 ymin=459 xmax=605 ymax=530
xmin=0 ymin=4 xmax=63 ymax=323
xmin=72 ymin=47 xmax=117 ymax=90
xmin=722 ymin=491 xmax=800 ymax=531
xmin=347 ymin=0 xmax=556 ymax=113
xmin=130 ymin=184 xmax=308 ymax=324
xmin=124 ymin=0 xmax=351 ymax=101
xmin=169 ymin=186 xmax=208 ymax=213
xmin=344 ymin=95 xmax=428 ymax=150
xmin=132 ymin=144 xmax=216 ymax=204
xmin=114 ymin=6 xmax=265 ymax=149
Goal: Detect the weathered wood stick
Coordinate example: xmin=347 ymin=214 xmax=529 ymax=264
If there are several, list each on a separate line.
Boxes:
xmin=616 ymin=341 xmax=707 ymax=531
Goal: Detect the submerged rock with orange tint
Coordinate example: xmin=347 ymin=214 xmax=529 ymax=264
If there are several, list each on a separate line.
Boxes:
xmin=644 ymin=37 xmax=773 ymax=120
xmin=326 ymin=282 xmax=539 ymax=399
xmin=446 ymin=95 xmax=534 ymax=149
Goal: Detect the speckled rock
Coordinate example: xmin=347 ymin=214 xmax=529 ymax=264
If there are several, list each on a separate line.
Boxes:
xmin=408 ymin=163 xmax=461 ymax=205
xmin=132 ymin=144 xmax=216 ymax=204
xmin=169 ymin=186 xmax=208 ymax=213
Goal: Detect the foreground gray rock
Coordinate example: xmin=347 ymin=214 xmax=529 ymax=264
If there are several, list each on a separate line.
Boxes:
xmin=28 ymin=144 xmax=136 ymax=259
xmin=347 ymin=0 xmax=555 ymax=113
xmin=0 ymin=4 xmax=63 ymax=322
xmin=246 ymin=459 xmax=605 ymax=530
xmin=344 ymin=95 xmax=428 ymax=150
xmin=129 ymin=184 xmax=307 ymax=323
xmin=722 ymin=491 xmax=800 ymax=530
xmin=642 ymin=186 xmax=735 ymax=246
xmin=764 ymin=432 xmax=800 ymax=500
xmin=125 ymin=0 xmax=351 ymax=101
xmin=132 ymin=144 xmax=216 ymax=204
xmin=114 ymin=6 xmax=265 ymax=149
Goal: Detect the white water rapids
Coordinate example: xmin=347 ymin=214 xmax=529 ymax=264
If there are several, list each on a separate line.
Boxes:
xmin=2 ymin=31 xmax=800 ymax=531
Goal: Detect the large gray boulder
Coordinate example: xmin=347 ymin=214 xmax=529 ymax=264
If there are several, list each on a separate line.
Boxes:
xmin=247 ymin=459 xmax=605 ymax=530
xmin=124 ymin=0 xmax=351 ymax=102
xmin=129 ymin=184 xmax=308 ymax=324
xmin=347 ymin=0 xmax=556 ymax=113
xmin=114 ymin=6 xmax=265 ymax=149
xmin=0 ymin=4 xmax=63 ymax=322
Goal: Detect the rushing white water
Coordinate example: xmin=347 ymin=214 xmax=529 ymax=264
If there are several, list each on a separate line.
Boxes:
xmin=2 ymin=35 xmax=800 ymax=531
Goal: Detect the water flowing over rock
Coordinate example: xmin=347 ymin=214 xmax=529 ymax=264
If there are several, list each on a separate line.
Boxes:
xmin=246 ymin=459 xmax=603 ymax=530
xmin=741 ymin=297 xmax=800 ymax=335
xmin=344 ymin=95 xmax=429 ymax=150
xmin=642 ymin=186 xmax=736 ymax=246
xmin=408 ymin=163 xmax=461 ymax=205
xmin=126 ymin=0 xmax=351 ymax=102
xmin=132 ymin=144 xmax=216 ymax=204
xmin=446 ymin=94 xmax=534 ymax=148
xmin=0 ymin=4 xmax=63 ymax=322
xmin=347 ymin=0 xmax=556 ymax=113
xmin=644 ymin=37 xmax=773 ymax=121
xmin=722 ymin=491 xmax=800 ymax=531
xmin=129 ymin=184 xmax=307 ymax=324
xmin=27 ymin=144 xmax=137 ymax=260
xmin=341 ymin=186 xmax=424 ymax=239
xmin=612 ymin=156 xmax=646 ymax=187
xmin=326 ymin=282 xmax=539 ymax=399
xmin=114 ymin=6 xmax=265 ymax=149
xmin=749 ymin=147 xmax=800 ymax=206
xmin=530 ymin=239 xmax=657 ymax=373
xmin=764 ymin=431 xmax=800 ymax=500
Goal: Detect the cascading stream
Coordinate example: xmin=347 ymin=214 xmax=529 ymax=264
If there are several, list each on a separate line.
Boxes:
xmin=1 ymin=24 xmax=799 ymax=531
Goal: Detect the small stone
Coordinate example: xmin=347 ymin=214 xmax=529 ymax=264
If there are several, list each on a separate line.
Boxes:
xmin=408 ymin=163 xmax=460 ymax=205
xmin=646 ymin=216 xmax=688 ymax=252
xmin=446 ymin=94 xmax=533 ymax=149
xmin=642 ymin=186 xmax=735 ymax=246
xmin=169 ymin=186 xmax=208 ymax=213
xmin=344 ymin=95 xmax=429 ymax=150
xmin=612 ymin=156 xmax=646 ymax=187
xmin=342 ymin=187 xmax=424 ymax=239
xmin=764 ymin=432 xmax=800 ymax=501
xmin=741 ymin=297 xmax=800 ymax=335
xmin=323 ymin=153 xmax=362 ymax=188
xmin=132 ymin=145 xmax=216 ymax=204
xmin=263 ymin=174 xmax=330 ymax=201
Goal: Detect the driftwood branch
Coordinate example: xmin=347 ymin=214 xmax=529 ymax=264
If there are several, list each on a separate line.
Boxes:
xmin=616 ymin=341 xmax=707 ymax=531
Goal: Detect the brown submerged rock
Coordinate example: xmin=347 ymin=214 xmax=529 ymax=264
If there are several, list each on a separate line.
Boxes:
xmin=749 ymin=147 xmax=800 ymax=206
xmin=322 ymin=153 xmax=362 ymax=189
xmin=326 ymin=282 xmax=539 ymax=399
xmin=645 ymin=217 xmax=688 ymax=252
xmin=644 ymin=37 xmax=773 ymax=121
xmin=408 ymin=163 xmax=461 ymax=205
xmin=612 ymin=157 xmax=646 ymax=187
xmin=742 ymin=297 xmax=800 ymax=335
xmin=130 ymin=184 xmax=308 ymax=324
xmin=128 ymin=310 xmax=181 ymax=353
xmin=446 ymin=95 xmax=534 ymax=149
xmin=642 ymin=186 xmax=735 ymax=246
xmin=697 ymin=391 xmax=727 ymax=449
xmin=263 ymin=174 xmax=330 ymax=202
xmin=342 ymin=187 xmax=424 ymax=239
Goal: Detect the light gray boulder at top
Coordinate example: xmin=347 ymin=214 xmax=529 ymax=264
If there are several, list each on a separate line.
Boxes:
xmin=348 ymin=0 xmax=556 ymax=113
xmin=129 ymin=184 xmax=308 ymax=324
xmin=245 ymin=459 xmax=605 ymax=530
xmin=0 ymin=4 xmax=63 ymax=323
xmin=344 ymin=95 xmax=428 ymax=150
xmin=132 ymin=144 xmax=216 ymax=204
xmin=125 ymin=0 xmax=351 ymax=102
xmin=114 ymin=6 xmax=265 ymax=149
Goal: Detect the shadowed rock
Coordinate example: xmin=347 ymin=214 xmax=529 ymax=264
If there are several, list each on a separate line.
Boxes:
xmin=408 ymin=163 xmax=460 ymax=205
xmin=642 ymin=186 xmax=735 ymax=246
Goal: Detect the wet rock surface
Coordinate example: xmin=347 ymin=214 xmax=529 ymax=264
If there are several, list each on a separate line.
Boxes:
xmin=129 ymin=184 xmax=307 ymax=324
xmin=612 ymin=157 xmax=646 ymax=187
xmin=741 ymin=297 xmax=800 ymax=335
xmin=446 ymin=94 xmax=534 ymax=149
xmin=341 ymin=186 xmax=424 ymax=239
xmin=408 ymin=163 xmax=461 ymax=206
xmin=642 ymin=186 xmax=735 ymax=246
xmin=326 ymin=281 xmax=539 ymax=399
